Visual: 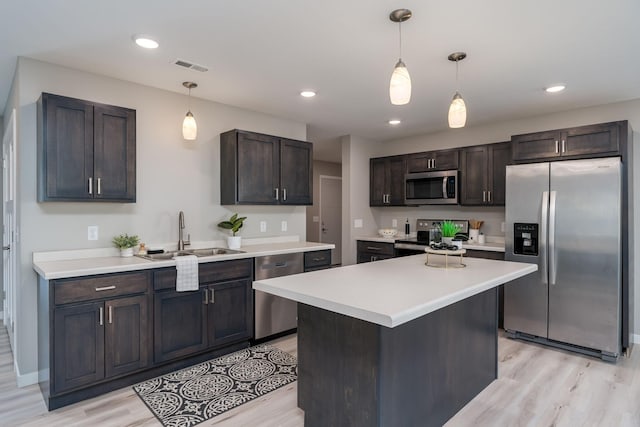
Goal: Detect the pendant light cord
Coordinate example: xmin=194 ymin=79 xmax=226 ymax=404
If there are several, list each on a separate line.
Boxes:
xmin=188 ymin=87 xmax=192 ymax=112
xmin=455 ymin=59 xmax=460 ymax=91
xmin=398 ymin=21 xmax=403 ymax=60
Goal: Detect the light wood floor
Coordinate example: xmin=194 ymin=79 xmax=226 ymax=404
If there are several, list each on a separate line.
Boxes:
xmin=2 ymin=321 xmax=639 ymax=426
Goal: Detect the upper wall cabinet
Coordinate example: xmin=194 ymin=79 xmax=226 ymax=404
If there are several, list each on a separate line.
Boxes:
xmin=38 ymin=93 xmax=136 ymax=202
xmin=511 ymin=121 xmax=623 ymax=162
xmin=407 ymin=149 xmax=459 ymax=172
xmin=460 ymin=142 xmax=511 ymax=206
xmin=220 ymin=129 xmax=313 ymax=205
xmin=370 ymin=155 xmax=406 ymax=206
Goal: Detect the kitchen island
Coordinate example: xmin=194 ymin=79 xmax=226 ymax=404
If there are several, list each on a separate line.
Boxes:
xmin=253 ymin=255 xmax=536 ymax=427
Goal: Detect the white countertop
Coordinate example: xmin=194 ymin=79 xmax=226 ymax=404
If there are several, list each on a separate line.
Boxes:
xmin=33 ymin=241 xmax=334 ymax=280
xmin=253 ymin=255 xmax=536 ymax=328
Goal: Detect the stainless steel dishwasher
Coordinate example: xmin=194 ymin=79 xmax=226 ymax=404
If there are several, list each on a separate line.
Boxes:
xmin=254 ymin=252 xmax=303 ymax=340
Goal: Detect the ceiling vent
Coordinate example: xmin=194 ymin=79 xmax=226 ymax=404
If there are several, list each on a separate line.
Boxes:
xmin=173 ymin=59 xmax=208 ymax=73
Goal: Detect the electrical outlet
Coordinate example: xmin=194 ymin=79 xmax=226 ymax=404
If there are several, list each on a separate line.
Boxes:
xmin=392 ymin=219 xmax=398 ymax=228
xmin=354 ymin=219 xmax=363 ymax=228
xmin=260 ymin=221 xmax=267 ymax=232
xmin=312 ymin=216 xmax=319 ymax=223
xmin=501 ymin=222 xmax=506 ymax=233
xmin=281 ymin=221 xmax=288 ymax=232
xmin=87 ymin=226 xmax=98 ymax=241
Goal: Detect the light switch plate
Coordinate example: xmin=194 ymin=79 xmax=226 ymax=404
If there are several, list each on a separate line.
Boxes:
xmin=260 ymin=221 xmax=267 ymax=232
xmin=312 ymin=216 xmax=319 ymax=223
xmin=88 ymin=226 xmax=99 ymax=241
xmin=281 ymin=221 xmax=288 ymax=232
xmin=354 ymin=219 xmax=363 ymax=228
xmin=392 ymin=219 xmax=398 ymax=228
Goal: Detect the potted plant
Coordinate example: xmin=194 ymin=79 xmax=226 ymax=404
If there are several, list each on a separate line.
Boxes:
xmin=112 ymin=233 xmax=140 ymax=257
xmin=218 ymin=213 xmax=247 ymax=249
xmin=440 ymin=220 xmax=461 ymax=245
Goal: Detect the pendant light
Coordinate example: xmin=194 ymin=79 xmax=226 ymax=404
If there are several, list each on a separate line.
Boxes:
xmin=389 ymin=9 xmax=412 ymax=106
xmin=448 ymin=52 xmax=467 ymax=128
xmin=182 ymin=82 xmax=198 ymax=140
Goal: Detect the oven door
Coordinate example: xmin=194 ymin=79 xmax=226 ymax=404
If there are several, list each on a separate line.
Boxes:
xmin=404 ymin=170 xmax=458 ymax=205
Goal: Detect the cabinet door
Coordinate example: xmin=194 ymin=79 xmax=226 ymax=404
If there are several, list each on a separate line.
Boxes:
xmin=39 ymin=93 xmax=94 ymax=201
xmin=433 ymin=150 xmax=459 ymax=170
xmin=208 ymin=279 xmax=253 ymax=348
xmin=460 ymin=146 xmax=488 ymax=205
xmin=280 ymin=139 xmax=313 ymax=205
xmin=236 ymin=132 xmax=280 ymax=204
xmin=562 ymin=122 xmax=619 ymax=157
xmin=105 ymin=295 xmax=150 ymax=378
xmin=370 ymin=158 xmax=387 ymax=206
xmin=154 ymin=289 xmax=208 ymax=363
xmin=487 ymin=142 xmax=511 ymax=206
xmin=93 ymin=104 xmax=136 ymax=202
xmin=387 ymin=156 xmax=406 ymax=205
xmin=511 ymin=130 xmax=560 ymax=161
xmin=407 ymin=150 xmax=458 ymax=172
xmin=53 ymin=302 xmax=104 ymax=392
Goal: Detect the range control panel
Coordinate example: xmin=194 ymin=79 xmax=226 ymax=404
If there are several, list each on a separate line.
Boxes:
xmin=514 ymin=223 xmax=539 ymax=256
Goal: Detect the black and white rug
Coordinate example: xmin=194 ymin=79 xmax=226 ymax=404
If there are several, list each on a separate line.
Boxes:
xmin=133 ymin=344 xmax=297 ymax=427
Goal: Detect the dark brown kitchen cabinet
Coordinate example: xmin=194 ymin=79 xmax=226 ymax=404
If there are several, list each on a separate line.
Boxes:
xmin=37 ymin=93 xmax=136 ymax=202
xmin=50 ymin=272 xmax=151 ymax=394
xmin=220 ymin=129 xmax=312 ymax=205
xmin=304 ymin=250 xmax=332 ymax=271
xmin=407 ymin=149 xmax=459 ymax=172
xmin=370 ymin=155 xmax=406 ymax=206
xmin=153 ymin=259 xmax=253 ymax=364
xmin=511 ymin=121 xmax=622 ymax=162
xmin=357 ymin=240 xmax=395 ymax=263
xmin=460 ymin=142 xmax=510 ymax=206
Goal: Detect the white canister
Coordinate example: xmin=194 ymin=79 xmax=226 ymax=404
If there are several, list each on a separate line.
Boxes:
xmin=469 ymin=229 xmax=480 ymax=243
xmin=477 ymin=233 xmax=486 ymax=245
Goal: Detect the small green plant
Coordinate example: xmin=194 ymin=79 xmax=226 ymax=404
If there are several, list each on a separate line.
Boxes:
xmin=112 ymin=233 xmax=140 ymax=249
xmin=440 ymin=220 xmax=461 ymax=238
xmin=218 ymin=213 xmax=247 ymax=236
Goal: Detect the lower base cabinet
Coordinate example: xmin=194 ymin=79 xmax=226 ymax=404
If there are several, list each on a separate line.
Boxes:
xmin=356 ymin=240 xmax=395 ymax=263
xmin=465 ymin=249 xmax=506 ymax=328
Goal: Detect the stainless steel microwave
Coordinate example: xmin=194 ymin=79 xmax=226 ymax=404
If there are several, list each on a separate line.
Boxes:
xmin=405 ymin=170 xmax=458 ymax=205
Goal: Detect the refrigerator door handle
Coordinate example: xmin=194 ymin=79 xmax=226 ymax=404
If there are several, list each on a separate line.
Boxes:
xmin=541 ymin=191 xmax=549 ymax=285
xmin=549 ymin=190 xmax=557 ymax=285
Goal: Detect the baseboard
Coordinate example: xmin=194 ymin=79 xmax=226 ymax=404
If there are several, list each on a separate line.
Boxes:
xmin=16 ymin=363 xmax=39 ymax=387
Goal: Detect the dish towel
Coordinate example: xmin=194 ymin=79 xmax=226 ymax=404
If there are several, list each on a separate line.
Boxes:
xmin=175 ymin=255 xmax=199 ymax=292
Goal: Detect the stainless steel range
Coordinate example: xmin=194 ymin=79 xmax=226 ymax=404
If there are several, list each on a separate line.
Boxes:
xmin=394 ymin=219 xmax=469 ymax=255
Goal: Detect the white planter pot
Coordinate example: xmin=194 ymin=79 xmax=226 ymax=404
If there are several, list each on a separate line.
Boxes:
xmin=442 ymin=237 xmax=454 ymax=245
xmin=120 ymin=247 xmax=134 ymax=257
xmin=227 ymin=236 xmax=242 ymax=250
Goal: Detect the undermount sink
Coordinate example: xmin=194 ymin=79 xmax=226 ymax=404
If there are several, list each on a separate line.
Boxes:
xmin=136 ymin=247 xmax=245 ymax=261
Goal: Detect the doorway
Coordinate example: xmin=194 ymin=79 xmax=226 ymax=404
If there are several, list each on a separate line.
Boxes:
xmin=319 ymin=175 xmax=342 ymax=265
xmin=2 ymin=109 xmax=17 ymax=347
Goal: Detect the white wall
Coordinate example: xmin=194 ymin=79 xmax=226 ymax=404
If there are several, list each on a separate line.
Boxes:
xmin=306 ymin=160 xmax=341 ymax=242
xmin=12 ymin=57 xmax=309 ymax=381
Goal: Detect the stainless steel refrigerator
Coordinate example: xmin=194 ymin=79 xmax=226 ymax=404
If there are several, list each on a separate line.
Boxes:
xmin=504 ymin=157 xmax=622 ymax=361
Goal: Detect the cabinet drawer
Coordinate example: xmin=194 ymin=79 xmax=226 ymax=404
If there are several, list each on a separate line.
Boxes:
xmin=304 ymin=250 xmax=332 ymax=270
xmin=356 ymin=241 xmax=395 ymax=256
xmin=154 ymin=259 xmax=253 ymax=291
xmin=465 ymin=250 xmax=505 ymax=260
xmin=54 ymin=271 xmax=150 ymax=305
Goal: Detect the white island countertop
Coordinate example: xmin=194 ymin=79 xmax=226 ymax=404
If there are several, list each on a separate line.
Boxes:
xmin=253 ymin=255 xmax=536 ymax=328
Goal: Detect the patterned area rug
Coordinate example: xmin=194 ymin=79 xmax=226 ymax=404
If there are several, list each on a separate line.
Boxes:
xmin=133 ymin=344 xmax=297 ymax=427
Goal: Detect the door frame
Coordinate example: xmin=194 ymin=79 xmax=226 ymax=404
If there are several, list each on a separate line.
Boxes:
xmin=2 ymin=108 xmax=17 ymax=346
xmin=319 ymin=175 xmax=342 ymax=265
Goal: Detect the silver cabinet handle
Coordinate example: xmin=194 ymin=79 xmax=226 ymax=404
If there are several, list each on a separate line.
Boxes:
xmin=540 ymin=191 xmax=549 ymax=285
xmin=555 ymin=140 xmax=559 ymax=153
xmin=88 ymin=177 xmax=93 ymax=195
xmin=210 ymin=288 xmax=215 ymax=303
xmin=97 ymin=178 xmax=101 ymax=195
xmin=203 ymin=288 xmax=209 ymax=304
xmin=95 ymin=285 xmax=116 ymax=292
xmin=275 ymin=188 xmax=279 ymax=200
xmin=549 ymin=190 xmax=557 ymax=286
xmin=366 ymin=246 xmax=382 ymax=251
xmin=99 ymin=307 xmax=104 ymax=326
xmin=488 ymin=191 xmax=492 ymax=203
xmin=275 ymin=262 xmax=288 ymax=267
xmin=108 ymin=305 xmax=113 ymax=324
xmin=561 ymin=139 xmax=566 ymax=153
xmin=371 ymin=256 xmax=378 ymax=261
xmin=483 ymin=191 xmax=486 ymax=203
xmin=432 ymin=158 xmax=436 ymax=169
xmin=283 ymin=188 xmax=287 ymax=201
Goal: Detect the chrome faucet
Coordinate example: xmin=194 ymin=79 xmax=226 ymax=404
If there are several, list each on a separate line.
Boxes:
xmin=178 ymin=211 xmax=191 ymax=250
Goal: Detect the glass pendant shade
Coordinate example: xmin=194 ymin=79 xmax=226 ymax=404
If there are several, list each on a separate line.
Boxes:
xmin=182 ymin=111 xmax=197 ymax=140
xmin=389 ymin=60 xmax=411 ymax=105
xmin=448 ymin=92 xmax=467 ymax=128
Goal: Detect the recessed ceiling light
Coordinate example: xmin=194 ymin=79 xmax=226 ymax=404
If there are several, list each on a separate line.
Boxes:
xmin=545 ymin=84 xmax=566 ymax=93
xmin=300 ymin=90 xmax=316 ymax=98
xmin=133 ymin=35 xmax=159 ymax=49
xmin=388 ymin=119 xmax=401 ymax=125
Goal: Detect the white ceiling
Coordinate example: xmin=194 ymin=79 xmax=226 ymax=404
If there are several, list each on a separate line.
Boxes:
xmin=2 ymin=0 xmax=639 ymax=162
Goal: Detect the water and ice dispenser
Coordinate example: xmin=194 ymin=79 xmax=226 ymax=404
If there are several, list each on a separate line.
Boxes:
xmin=513 ymin=223 xmax=539 ymax=256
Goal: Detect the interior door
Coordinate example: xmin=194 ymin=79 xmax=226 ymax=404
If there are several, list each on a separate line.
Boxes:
xmin=548 ymin=158 xmax=621 ymax=355
xmin=320 ymin=175 xmax=342 ymax=265
xmin=504 ymin=162 xmax=549 ymax=338
xmin=2 ymin=109 xmax=16 ymax=342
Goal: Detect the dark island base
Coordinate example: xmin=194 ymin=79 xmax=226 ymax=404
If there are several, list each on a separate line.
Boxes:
xmin=297 ymin=288 xmax=498 ymax=427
